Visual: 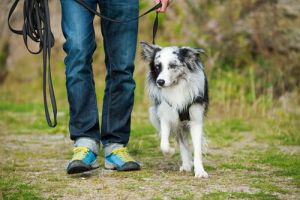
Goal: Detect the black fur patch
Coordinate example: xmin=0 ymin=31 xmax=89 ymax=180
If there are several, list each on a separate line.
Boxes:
xmin=174 ymin=49 xmax=195 ymax=71
xmin=178 ymin=76 xmax=209 ymax=121
xmin=178 ymin=108 xmax=190 ymax=121
xmin=195 ymin=76 xmax=209 ymax=115
xmin=149 ymin=48 xmax=162 ymax=83
xmin=178 ymin=48 xmax=190 ymax=62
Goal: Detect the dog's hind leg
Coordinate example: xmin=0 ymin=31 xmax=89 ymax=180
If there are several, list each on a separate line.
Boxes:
xmin=177 ymin=133 xmax=193 ymax=172
xmin=189 ymin=104 xmax=208 ymax=178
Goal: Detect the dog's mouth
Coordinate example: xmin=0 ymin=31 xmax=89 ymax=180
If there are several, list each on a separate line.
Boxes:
xmin=156 ymin=80 xmax=178 ymax=89
xmin=156 ymin=83 xmax=166 ymax=89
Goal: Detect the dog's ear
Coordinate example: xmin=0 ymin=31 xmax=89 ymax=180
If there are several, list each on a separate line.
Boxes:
xmin=179 ymin=47 xmax=206 ymax=61
xmin=140 ymin=41 xmax=161 ymax=62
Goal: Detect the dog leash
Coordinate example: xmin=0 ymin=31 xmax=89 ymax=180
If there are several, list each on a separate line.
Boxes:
xmin=8 ymin=0 xmax=57 ymax=127
xmin=8 ymin=0 xmax=162 ymax=127
xmin=74 ymin=0 xmax=161 ymax=44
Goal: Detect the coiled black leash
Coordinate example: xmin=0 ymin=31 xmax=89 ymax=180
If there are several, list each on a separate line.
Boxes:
xmin=8 ymin=0 xmax=57 ymax=127
xmin=8 ymin=0 xmax=162 ymax=127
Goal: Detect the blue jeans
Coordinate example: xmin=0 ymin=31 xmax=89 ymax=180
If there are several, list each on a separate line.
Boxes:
xmin=61 ymin=0 xmax=138 ymax=146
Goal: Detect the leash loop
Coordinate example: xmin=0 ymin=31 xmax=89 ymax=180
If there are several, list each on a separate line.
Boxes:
xmin=152 ymin=12 xmax=159 ymax=44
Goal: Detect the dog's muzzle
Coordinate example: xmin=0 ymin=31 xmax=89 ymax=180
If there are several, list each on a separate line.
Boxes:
xmin=156 ymin=79 xmax=165 ymax=87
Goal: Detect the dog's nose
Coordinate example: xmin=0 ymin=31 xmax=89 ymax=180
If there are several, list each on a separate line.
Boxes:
xmin=156 ymin=79 xmax=165 ymax=87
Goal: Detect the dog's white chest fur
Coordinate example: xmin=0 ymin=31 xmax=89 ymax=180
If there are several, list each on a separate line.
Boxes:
xmin=161 ymin=70 xmax=206 ymax=112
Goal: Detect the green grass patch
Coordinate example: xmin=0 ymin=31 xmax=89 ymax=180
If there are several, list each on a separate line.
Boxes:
xmin=0 ymin=100 xmax=70 ymax=134
xmin=206 ymin=118 xmax=252 ymax=146
xmin=251 ymin=180 xmax=289 ymax=194
xmin=257 ymin=148 xmax=300 ymax=187
xmin=172 ymin=192 xmax=195 ymax=200
xmin=255 ymin=112 xmax=300 ymax=146
xmin=131 ymin=122 xmax=156 ymax=138
xmin=0 ymin=176 xmax=46 ymax=200
xmin=0 ymin=112 xmax=68 ymax=134
xmin=0 ymin=102 xmax=43 ymax=113
xmin=220 ymin=163 xmax=248 ymax=170
xmin=202 ymin=191 xmax=279 ymax=200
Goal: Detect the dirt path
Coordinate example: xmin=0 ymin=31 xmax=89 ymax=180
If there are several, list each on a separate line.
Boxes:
xmin=1 ymin=128 xmax=299 ymax=200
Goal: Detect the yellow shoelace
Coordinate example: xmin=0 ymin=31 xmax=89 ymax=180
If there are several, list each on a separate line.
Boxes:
xmin=112 ymin=147 xmax=135 ymax=162
xmin=72 ymin=146 xmax=89 ymax=161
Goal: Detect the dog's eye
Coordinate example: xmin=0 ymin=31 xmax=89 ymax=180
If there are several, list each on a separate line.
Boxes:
xmin=155 ymin=64 xmax=161 ymax=71
xmin=169 ymin=64 xmax=177 ymax=69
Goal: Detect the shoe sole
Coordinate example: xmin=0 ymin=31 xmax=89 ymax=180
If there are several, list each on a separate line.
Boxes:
xmin=105 ymin=160 xmax=141 ymax=171
xmin=67 ymin=160 xmax=99 ymax=174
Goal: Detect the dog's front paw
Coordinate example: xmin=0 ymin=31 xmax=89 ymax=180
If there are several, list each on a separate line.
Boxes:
xmin=161 ymin=146 xmax=175 ymax=156
xmin=180 ymin=164 xmax=192 ymax=172
xmin=194 ymin=169 xmax=209 ymax=178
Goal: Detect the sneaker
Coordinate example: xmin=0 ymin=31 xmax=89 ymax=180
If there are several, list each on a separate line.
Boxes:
xmin=66 ymin=146 xmax=99 ymax=174
xmin=105 ymin=147 xmax=141 ymax=171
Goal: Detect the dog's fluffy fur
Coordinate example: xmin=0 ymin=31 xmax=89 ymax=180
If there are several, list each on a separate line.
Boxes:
xmin=141 ymin=42 xmax=209 ymax=178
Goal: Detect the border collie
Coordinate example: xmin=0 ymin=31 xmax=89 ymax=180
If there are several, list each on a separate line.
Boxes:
xmin=141 ymin=42 xmax=209 ymax=178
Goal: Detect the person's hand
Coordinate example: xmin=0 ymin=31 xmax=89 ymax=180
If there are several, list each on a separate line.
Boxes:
xmin=155 ymin=0 xmax=170 ymax=13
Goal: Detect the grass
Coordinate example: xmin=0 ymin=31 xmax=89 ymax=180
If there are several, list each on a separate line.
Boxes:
xmin=206 ymin=118 xmax=252 ymax=147
xmin=255 ymin=111 xmax=300 ymax=146
xmin=0 ymin=176 xmax=45 ymax=200
xmin=257 ymin=148 xmax=300 ymax=187
xmin=0 ymin=102 xmax=43 ymax=113
xmin=251 ymin=180 xmax=289 ymax=194
xmin=202 ymin=191 xmax=279 ymax=200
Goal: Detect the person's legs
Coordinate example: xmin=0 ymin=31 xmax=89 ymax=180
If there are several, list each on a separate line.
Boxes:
xmin=61 ymin=0 xmax=100 ymax=173
xmin=61 ymin=0 xmax=100 ymax=145
xmin=99 ymin=0 xmax=138 ymax=146
xmin=98 ymin=0 xmax=140 ymax=171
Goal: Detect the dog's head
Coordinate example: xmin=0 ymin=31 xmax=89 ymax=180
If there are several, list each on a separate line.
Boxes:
xmin=141 ymin=42 xmax=205 ymax=88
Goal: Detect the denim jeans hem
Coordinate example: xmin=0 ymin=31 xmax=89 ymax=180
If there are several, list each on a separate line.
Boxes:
xmin=103 ymin=143 xmax=124 ymax=157
xmin=74 ymin=137 xmax=99 ymax=155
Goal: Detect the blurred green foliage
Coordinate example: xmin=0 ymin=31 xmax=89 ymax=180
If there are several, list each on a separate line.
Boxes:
xmin=151 ymin=0 xmax=300 ymax=97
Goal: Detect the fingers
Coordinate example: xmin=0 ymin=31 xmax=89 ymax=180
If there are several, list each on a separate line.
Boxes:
xmin=160 ymin=0 xmax=168 ymax=12
xmin=155 ymin=0 xmax=170 ymax=13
